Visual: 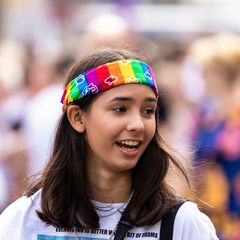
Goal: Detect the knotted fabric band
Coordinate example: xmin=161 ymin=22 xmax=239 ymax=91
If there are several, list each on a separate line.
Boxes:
xmin=61 ymin=59 xmax=158 ymax=110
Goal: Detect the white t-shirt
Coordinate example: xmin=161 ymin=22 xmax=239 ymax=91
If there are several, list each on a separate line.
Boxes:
xmin=0 ymin=190 xmax=219 ymax=240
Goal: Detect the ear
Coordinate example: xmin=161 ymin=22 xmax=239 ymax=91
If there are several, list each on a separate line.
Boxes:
xmin=67 ymin=105 xmax=86 ymax=133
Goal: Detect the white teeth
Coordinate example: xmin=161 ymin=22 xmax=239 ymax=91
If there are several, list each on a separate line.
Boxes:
xmin=119 ymin=140 xmax=140 ymax=146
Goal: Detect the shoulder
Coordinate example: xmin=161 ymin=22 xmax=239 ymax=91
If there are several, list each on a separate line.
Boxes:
xmin=0 ymin=190 xmax=41 ymax=239
xmin=0 ymin=190 xmax=41 ymax=218
xmin=173 ymin=201 xmax=219 ymax=240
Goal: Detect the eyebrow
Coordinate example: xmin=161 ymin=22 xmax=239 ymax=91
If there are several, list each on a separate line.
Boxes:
xmin=109 ymin=97 xmax=157 ymax=103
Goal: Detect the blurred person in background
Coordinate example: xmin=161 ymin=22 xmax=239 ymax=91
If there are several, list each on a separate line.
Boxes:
xmin=0 ymin=81 xmax=10 ymax=212
xmin=22 ymin=53 xmax=74 ymax=176
xmin=0 ymin=41 xmax=60 ymax=210
xmin=0 ymin=40 xmax=27 ymax=211
xmin=186 ymin=34 xmax=240 ymax=240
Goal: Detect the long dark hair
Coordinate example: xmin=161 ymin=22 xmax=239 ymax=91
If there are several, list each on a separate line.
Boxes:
xmin=26 ymin=48 xmax=188 ymax=229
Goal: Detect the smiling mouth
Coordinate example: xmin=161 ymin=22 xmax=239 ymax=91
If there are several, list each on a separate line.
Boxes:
xmin=116 ymin=140 xmax=141 ymax=150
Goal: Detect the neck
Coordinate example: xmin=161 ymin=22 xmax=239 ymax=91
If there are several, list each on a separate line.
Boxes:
xmin=87 ymin=168 xmax=132 ymax=203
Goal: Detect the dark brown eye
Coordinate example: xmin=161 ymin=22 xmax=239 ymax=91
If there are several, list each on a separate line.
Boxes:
xmin=112 ymin=106 xmax=126 ymax=112
xmin=143 ymin=108 xmax=155 ymax=115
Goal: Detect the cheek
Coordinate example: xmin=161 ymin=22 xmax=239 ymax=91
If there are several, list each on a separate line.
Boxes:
xmin=146 ymin=120 xmax=156 ymax=138
xmin=85 ymin=119 xmax=116 ymax=147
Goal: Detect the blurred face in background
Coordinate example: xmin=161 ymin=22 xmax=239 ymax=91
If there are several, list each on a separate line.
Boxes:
xmin=203 ymin=62 xmax=233 ymax=98
xmin=25 ymin=60 xmax=54 ymax=94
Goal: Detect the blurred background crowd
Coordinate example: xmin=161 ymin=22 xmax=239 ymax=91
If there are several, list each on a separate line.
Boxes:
xmin=0 ymin=0 xmax=240 ymax=239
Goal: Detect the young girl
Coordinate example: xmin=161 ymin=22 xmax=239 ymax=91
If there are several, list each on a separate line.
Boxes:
xmin=0 ymin=48 xmax=219 ymax=240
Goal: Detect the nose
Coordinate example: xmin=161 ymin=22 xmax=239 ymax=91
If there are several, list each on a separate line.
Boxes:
xmin=126 ymin=113 xmax=144 ymax=133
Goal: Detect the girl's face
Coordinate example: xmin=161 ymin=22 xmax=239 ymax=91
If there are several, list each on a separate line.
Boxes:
xmin=84 ymin=84 xmax=157 ymax=173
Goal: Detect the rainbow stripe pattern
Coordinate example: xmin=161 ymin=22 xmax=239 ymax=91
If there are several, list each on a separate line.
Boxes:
xmin=61 ymin=59 xmax=158 ymax=110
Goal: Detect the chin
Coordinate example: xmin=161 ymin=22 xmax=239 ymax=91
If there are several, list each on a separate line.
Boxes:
xmin=114 ymin=161 xmax=138 ymax=172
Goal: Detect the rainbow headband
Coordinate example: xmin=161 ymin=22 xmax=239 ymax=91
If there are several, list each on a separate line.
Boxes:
xmin=61 ymin=59 xmax=158 ymax=110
